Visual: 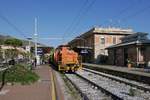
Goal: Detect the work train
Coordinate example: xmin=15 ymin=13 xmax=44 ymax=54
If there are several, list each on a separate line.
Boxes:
xmin=49 ymin=45 xmax=82 ymax=72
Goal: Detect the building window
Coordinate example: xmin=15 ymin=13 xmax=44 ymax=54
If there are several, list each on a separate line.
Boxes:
xmin=113 ymin=37 xmax=116 ymax=44
xmin=100 ymin=37 xmax=105 ymax=44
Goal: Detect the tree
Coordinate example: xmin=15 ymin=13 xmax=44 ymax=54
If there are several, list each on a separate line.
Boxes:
xmin=4 ymin=38 xmax=22 ymax=47
xmin=0 ymin=39 xmax=4 ymax=45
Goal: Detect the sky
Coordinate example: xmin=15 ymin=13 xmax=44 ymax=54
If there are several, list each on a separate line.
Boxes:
xmin=0 ymin=0 xmax=150 ymax=47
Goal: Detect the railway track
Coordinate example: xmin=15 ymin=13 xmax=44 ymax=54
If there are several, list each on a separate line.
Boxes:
xmin=83 ymin=68 xmax=150 ymax=92
xmin=83 ymin=63 xmax=150 ymax=84
xmin=65 ymin=73 xmax=121 ymax=100
xmin=75 ymin=68 xmax=150 ymax=100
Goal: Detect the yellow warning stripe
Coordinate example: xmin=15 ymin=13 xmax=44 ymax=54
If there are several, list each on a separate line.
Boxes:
xmin=50 ymin=68 xmax=56 ymax=100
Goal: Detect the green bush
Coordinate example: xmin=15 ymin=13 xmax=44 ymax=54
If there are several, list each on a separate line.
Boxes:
xmin=0 ymin=64 xmax=39 ymax=85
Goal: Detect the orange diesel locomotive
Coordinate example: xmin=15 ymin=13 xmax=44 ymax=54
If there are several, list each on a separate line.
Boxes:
xmin=49 ymin=45 xmax=82 ymax=72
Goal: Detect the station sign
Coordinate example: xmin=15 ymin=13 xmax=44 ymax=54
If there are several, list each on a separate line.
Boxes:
xmin=37 ymin=48 xmax=43 ymax=55
xmin=80 ymin=49 xmax=88 ymax=54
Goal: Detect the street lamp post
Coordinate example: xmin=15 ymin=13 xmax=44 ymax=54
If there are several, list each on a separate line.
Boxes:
xmin=34 ymin=17 xmax=38 ymax=62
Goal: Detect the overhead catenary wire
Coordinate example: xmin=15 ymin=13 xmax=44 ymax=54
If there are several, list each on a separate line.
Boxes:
xmin=121 ymin=4 xmax=150 ymax=22
xmin=65 ymin=1 xmax=150 ymax=47
xmin=62 ymin=0 xmax=89 ymax=42
xmin=62 ymin=0 xmax=96 ymax=43
xmin=67 ymin=1 xmax=150 ymax=40
xmin=0 ymin=12 xmax=28 ymax=38
xmin=72 ymin=0 xmax=96 ymax=36
xmin=64 ymin=0 xmax=135 ymax=44
xmin=70 ymin=0 xmax=96 ymax=36
xmin=64 ymin=0 xmax=135 ymax=39
xmin=111 ymin=2 xmax=150 ymax=26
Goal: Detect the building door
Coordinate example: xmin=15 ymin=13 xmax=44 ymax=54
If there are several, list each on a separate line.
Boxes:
xmin=124 ymin=48 xmax=128 ymax=66
xmin=113 ymin=49 xmax=116 ymax=65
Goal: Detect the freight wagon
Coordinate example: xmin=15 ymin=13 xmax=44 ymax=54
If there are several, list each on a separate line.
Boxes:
xmin=49 ymin=45 xmax=82 ymax=72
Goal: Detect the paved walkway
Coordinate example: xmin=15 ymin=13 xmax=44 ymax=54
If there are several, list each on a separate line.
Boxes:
xmin=0 ymin=64 xmax=53 ymax=100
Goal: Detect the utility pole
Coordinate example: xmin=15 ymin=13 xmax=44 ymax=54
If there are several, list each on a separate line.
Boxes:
xmin=34 ymin=17 xmax=38 ymax=60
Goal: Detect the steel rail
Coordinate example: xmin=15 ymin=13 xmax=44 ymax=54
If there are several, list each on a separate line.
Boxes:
xmin=65 ymin=73 xmax=122 ymax=100
xmin=83 ymin=68 xmax=150 ymax=92
xmin=64 ymin=73 xmax=89 ymax=100
xmin=75 ymin=73 xmax=123 ymax=100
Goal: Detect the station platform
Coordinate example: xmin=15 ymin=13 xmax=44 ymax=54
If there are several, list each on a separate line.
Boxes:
xmin=0 ymin=64 xmax=61 ymax=100
xmin=83 ymin=63 xmax=150 ymax=84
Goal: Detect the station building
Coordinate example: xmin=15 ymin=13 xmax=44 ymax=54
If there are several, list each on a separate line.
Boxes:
xmin=106 ymin=32 xmax=150 ymax=67
xmin=68 ymin=27 xmax=133 ymax=63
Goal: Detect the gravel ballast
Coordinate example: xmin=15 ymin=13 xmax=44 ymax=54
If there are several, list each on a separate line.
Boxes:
xmin=66 ymin=73 xmax=112 ymax=100
xmin=76 ymin=70 xmax=150 ymax=100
